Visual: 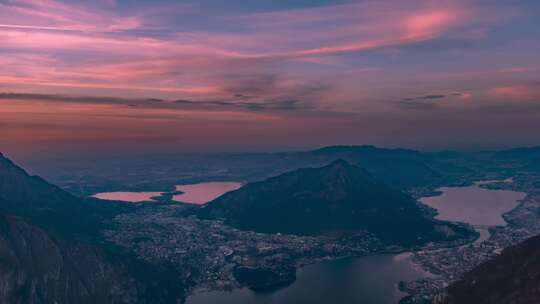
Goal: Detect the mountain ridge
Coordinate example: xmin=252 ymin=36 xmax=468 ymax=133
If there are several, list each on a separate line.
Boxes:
xmin=194 ymin=159 xmax=472 ymax=245
xmin=0 ymin=153 xmax=186 ymax=303
xmin=0 ymin=153 xmax=129 ymax=238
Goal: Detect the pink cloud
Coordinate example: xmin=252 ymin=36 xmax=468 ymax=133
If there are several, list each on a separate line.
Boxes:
xmin=489 ymin=85 xmax=540 ymax=101
xmin=0 ymin=0 xmax=143 ymax=32
xmin=0 ymin=0 xmax=524 ymax=107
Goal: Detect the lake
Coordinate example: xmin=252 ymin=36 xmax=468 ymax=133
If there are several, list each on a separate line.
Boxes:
xmin=187 ymin=180 xmax=527 ymax=304
xmin=173 ymin=182 xmax=242 ymax=204
xmin=92 ymin=191 xmax=162 ymax=202
xmin=187 ymin=253 xmax=429 ymax=304
xmin=420 ymin=181 xmax=526 ymax=226
xmin=420 ymin=181 xmax=525 ymax=245
xmin=93 ymin=181 xmax=242 ymax=204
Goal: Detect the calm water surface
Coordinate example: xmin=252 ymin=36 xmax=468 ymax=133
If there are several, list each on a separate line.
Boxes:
xmin=173 ymin=182 xmax=242 ymax=204
xmin=92 ymin=191 xmax=162 ymax=202
xmin=420 ymin=182 xmax=526 ymax=226
xmin=188 ymin=180 xmax=526 ymax=304
xmin=97 ymin=180 xmax=525 ymax=303
xmin=92 ymin=181 xmax=242 ymax=204
xmin=187 ymin=253 xmax=428 ymax=304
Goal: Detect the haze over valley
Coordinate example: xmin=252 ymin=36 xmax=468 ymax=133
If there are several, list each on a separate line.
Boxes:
xmin=1 ymin=0 xmax=540 ymax=303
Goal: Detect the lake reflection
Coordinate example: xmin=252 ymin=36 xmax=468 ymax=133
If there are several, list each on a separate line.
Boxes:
xmin=420 ymin=182 xmax=526 ymax=226
xmin=187 ymin=181 xmax=527 ymax=304
xmin=92 ymin=191 xmax=162 ymax=202
xmin=92 ymin=181 xmax=242 ymax=204
xmin=173 ymin=182 xmax=242 ymax=204
xmin=187 ymin=253 xmax=428 ymax=304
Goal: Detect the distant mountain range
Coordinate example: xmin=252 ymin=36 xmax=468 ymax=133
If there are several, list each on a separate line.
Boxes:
xmin=493 ymin=146 xmax=540 ymax=172
xmin=18 ymin=145 xmax=540 ymax=198
xmin=296 ymin=146 xmax=448 ymax=189
xmin=194 ymin=159 xmax=472 ymax=245
xmin=19 ymin=145 xmax=487 ymax=196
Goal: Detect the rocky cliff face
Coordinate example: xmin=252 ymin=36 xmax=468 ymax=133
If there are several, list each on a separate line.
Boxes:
xmin=0 ymin=154 xmax=186 ymax=304
xmin=0 ymin=215 xmax=140 ymax=304
xmin=0 ymin=214 xmax=187 ymax=304
xmin=0 ymin=153 xmax=126 ymax=237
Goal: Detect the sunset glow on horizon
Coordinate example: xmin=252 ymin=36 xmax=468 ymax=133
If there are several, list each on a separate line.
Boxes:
xmin=1 ymin=0 xmax=539 ymax=156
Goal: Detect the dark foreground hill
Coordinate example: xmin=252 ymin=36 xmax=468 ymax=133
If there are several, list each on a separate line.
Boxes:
xmin=0 ymin=153 xmax=185 ymax=304
xmin=446 ymin=234 xmax=540 ymax=304
xmin=0 ymin=153 xmax=127 ymax=237
xmin=0 ymin=215 xmax=183 ymax=304
xmin=194 ymin=159 xmax=472 ymax=245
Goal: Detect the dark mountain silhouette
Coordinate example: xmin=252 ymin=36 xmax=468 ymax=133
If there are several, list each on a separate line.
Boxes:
xmin=23 ymin=145 xmax=477 ymax=197
xmin=494 ymin=146 xmax=540 ymax=160
xmin=0 ymin=153 xmax=186 ymax=303
xmin=446 ymin=234 xmax=540 ymax=304
xmin=0 ymin=152 xmax=129 ymax=237
xmin=305 ymin=146 xmax=445 ymax=189
xmin=194 ymin=159 xmax=471 ymax=245
xmin=491 ymin=146 xmax=540 ymax=173
xmin=0 ymin=215 xmax=183 ymax=304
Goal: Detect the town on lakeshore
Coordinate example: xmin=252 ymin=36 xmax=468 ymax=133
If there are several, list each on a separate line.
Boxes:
xmin=1 ymin=0 xmax=539 ymax=302
xmin=3 ymin=144 xmax=540 ymax=304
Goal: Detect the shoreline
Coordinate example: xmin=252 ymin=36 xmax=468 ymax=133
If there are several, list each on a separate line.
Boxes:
xmin=399 ymin=178 xmax=530 ymax=302
xmin=185 ymin=182 xmax=492 ymax=303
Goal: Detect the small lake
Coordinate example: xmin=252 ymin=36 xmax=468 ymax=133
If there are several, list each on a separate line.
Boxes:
xmin=420 ymin=181 xmax=526 ymax=226
xmin=187 ymin=253 xmax=428 ymax=304
xmin=92 ymin=181 xmax=242 ymax=204
xmin=92 ymin=191 xmax=162 ymax=202
xmin=173 ymin=182 xmax=242 ymax=204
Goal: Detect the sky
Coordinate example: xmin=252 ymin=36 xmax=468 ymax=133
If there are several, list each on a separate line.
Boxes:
xmin=1 ymin=0 xmax=539 ymax=157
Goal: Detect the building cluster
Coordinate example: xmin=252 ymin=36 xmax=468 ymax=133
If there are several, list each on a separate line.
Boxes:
xmin=103 ymin=204 xmax=379 ymax=293
xmin=401 ymin=175 xmax=540 ymax=303
xmin=104 ymin=173 xmax=540 ymax=303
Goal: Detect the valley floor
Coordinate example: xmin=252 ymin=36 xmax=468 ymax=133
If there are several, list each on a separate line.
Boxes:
xmin=401 ymin=174 xmax=540 ymax=303
xmin=103 ymin=204 xmax=380 ymax=294
xmin=101 ymin=172 xmax=540 ymax=303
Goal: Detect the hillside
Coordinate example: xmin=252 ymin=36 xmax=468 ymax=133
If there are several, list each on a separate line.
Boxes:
xmin=446 ymin=234 xmax=540 ymax=304
xmin=307 ymin=146 xmax=444 ymax=188
xmin=194 ymin=159 xmax=471 ymax=245
xmin=0 ymin=153 xmax=127 ymax=237
xmin=0 ymin=153 xmax=186 ymax=303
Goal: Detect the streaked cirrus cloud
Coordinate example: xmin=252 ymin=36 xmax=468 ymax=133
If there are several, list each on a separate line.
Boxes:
xmin=0 ymin=0 xmax=539 ymax=153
